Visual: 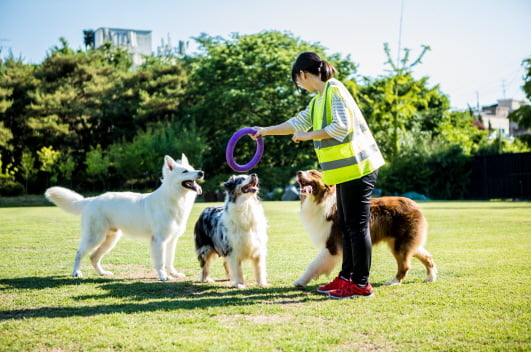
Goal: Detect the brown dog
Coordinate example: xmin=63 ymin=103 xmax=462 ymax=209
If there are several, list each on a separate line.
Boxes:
xmin=293 ymin=169 xmax=437 ymax=287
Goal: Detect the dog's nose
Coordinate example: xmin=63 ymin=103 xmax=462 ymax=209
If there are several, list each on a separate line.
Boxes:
xmin=198 ymin=171 xmax=205 ymax=179
xmin=297 ymin=171 xmax=302 ymax=176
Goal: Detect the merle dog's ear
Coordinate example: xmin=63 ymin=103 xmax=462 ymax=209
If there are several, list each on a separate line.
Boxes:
xmin=223 ymin=176 xmax=235 ymax=190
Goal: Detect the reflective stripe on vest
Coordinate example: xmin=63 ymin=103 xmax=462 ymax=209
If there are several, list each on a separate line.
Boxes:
xmin=310 ymin=79 xmax=384 ymax=185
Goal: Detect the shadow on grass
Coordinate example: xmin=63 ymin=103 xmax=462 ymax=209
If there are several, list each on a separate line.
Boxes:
xmin=0 ymin=276 xmax=326 ymax=320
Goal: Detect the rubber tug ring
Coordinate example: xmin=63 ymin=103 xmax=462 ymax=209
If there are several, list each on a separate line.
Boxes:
xmin=226 ymin=127 xmax=264 ymax=172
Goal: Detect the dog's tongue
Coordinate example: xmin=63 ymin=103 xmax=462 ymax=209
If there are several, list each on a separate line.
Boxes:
xmin=246 ymin=186 xmax=258 ymax=193
xmin=186 ymin=181 xmax=202 ymax=195
xmin=193 ymin=182 xmax=203 ymax=195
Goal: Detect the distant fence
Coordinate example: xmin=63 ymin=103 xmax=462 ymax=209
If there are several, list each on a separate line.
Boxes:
xmin=468 ymin=152 xmax=531 ymax=200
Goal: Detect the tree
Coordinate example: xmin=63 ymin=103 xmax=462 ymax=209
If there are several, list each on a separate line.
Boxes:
xmin=85 ymin=144 xmax=110 ymax=189
xmin=0 ymin=55 xmax=39 ymax=169
xmin=108 ymin=121 xmax=209 ymax=189
xmin=508 ymin=58 xmax=531 ymax=146
xmin=58 ymin=153 xmax=76 ymax=185
xmin=182 ymin=31 xmax=356 ymax=189
xmin=0 ymin=121 xmax=13 ymax=151
xmin=37 ymin=146 xmax=61 ymax=184
xmin=357 ymin=72 xmax=450 ymax=160
xmin=132 ymin=55 xmax=190 ymax=125
xmin=83 ymin=30 xmax=95 ymax=50
xmin=357 ymin=43 xmax=447 ymax=161
xmin=30 ymin=39 xmax=133 ymax=153
xmin=20 ymin=150 xmax=36 ymax=194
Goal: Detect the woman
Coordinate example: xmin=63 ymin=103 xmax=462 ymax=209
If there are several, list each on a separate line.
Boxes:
xmin=253 ymin=52 xmax=384 ymax=299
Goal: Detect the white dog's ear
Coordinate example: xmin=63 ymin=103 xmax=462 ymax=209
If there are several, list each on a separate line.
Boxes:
xmin=164 ymin=155 xmax=176 ymax=171
xmin=180 ymin=153 xmax=189 ymax=166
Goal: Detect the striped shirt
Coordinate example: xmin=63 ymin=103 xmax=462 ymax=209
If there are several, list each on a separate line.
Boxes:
xmin=288 ymin=89 xmax=352 ymax=142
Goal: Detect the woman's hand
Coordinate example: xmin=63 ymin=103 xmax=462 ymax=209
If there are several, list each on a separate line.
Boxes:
xmin=251 ymin=126 xmax=265 ymax=140
xmin=292 ymin=129 xmax=331 ymax=143
xmin=292 ymin=130 xmax=311 ymax=143
xmin=250 ymin=122 xmax=296 ymax=140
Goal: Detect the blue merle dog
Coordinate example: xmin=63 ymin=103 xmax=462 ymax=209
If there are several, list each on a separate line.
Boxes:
xmin=194 ymin=174 xmax=268 ymax=288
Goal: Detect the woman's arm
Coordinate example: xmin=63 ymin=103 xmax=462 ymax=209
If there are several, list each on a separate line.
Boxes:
xmin=252 ymin=121 xmax=295 ymax=138
xmin=292 ymin=129 xmax=331 ymax=143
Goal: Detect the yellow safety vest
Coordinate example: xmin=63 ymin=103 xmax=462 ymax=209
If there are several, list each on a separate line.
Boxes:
xmin=310 ymin=79 xmax=385 ymax=185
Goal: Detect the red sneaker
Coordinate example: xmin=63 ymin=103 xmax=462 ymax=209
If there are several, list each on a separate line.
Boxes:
xmin=316 ymin=274 xmax=350 ymax=293
xmin=329 ymin=282 xmax=374 ymax=299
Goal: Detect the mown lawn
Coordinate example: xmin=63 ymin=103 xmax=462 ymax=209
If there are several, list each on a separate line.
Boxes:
xmin=0 ymin=200 xmax=529 ymax=351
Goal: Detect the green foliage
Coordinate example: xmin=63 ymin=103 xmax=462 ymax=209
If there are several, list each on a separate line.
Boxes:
xmin=0 ymin=121 xmax=13 ymax=149
xmin=36 ymin=146 xmax=60 ymax=173
xmin=434 ymin=110 xmax=489 ymax=154
xmin=0 ymin=31 xmax=528 ymax=197
xmin=58 ymin=153 xmax=76 ymax=182
xmin=508 ymin=57 xmax=531 ymax=148
xmin=0 ymin=178 xmax=24 ymax=196
xmin=508 ymin=57 xmax=531 ymax=130
xmin=357 ymin=70 xmax=450 ymax=161
xmin=383 ymin=42 xmax=431 ymax=75
xmin=19 ymin=150 xmax=36 ymax=194
xmin=36 ymin=146 xmax=61 ymax=183
xmin=108 ymin=121 xmax=209 ymax=189
xmin=183 ymin=31 xmax=353 ymax=188
xmin=509 ymin=104 xmax=531 ymax=130
xmin=475 ymin=133 xmax=531 ymax=155
xmin=85 ymin=145 xmax=109 ymax=176
xmin=0 ymin=154 xmax=23 ymax=196
xmin=378 ymin=132 xmax=472 ymax=199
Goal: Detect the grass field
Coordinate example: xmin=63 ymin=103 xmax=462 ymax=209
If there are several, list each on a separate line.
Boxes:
xmin=0 ymin=200 xmax=529 ymax=351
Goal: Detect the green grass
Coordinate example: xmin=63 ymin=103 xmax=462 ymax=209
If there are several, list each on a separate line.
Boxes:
xmin=0 ymin=201 xmax=530 ymax=351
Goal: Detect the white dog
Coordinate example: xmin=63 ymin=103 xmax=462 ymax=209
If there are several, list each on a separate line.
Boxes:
xmin=194 ymin=174 xmax=268 ymax=288
xmin=45 ymin=154 xmax=204 ymax=281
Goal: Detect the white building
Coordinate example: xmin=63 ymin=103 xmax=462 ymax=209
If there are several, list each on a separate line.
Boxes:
xmin=479 ymin=98 xmax=528 ymax=138
xmin=94 ymin=27 xmax=152 ymax=67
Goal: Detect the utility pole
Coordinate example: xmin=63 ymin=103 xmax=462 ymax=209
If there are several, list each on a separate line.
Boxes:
xmin=393 ymin=0 xmax=405 ymax=160
xmin=502 ymin=80 xmax=506 ymax=99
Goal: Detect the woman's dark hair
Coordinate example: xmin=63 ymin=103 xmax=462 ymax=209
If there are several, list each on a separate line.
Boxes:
xmin=291 ymin=52 xmax=337 ymax=86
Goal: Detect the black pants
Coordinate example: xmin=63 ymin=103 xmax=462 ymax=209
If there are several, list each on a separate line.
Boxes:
xmin=337 ymin=170 xmax=378 ymax=286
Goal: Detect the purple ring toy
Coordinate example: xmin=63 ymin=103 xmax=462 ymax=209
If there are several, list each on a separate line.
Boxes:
xmin=226 ymin=127 xmax=264 ymax=172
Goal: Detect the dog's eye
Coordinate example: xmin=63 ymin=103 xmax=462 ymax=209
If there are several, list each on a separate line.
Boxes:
xmin=182 ymin=170 xmax=188 ymax=173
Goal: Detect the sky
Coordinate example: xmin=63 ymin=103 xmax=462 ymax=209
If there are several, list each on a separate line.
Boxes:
xmin=0 ymin=0 xmax=530 ymax=110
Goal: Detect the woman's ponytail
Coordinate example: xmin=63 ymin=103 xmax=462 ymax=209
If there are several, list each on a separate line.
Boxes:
xmin=318 ymin=60 xmax=337 ymax=81
xmin=292 ymin=52 xmax=337 ymax=85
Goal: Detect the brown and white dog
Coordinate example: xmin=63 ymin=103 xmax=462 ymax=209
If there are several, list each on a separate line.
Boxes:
xmin=293 ymin=169 xmax=437 ymax=287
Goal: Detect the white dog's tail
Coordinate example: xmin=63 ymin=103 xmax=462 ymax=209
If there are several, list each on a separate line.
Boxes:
xmin=44 ymin=186 xmax=86 ymax=216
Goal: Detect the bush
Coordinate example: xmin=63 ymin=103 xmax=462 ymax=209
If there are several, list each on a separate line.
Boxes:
xmin=378 ymin=134 xmax=471 ymax=199
xmin=108 ymin=121 xmax=210 ymax=189
xmin=0 ymin=179 xmax=25 ymax=196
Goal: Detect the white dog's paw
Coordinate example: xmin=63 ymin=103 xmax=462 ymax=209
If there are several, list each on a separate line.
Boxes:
xmin=233 ymin=283 xmax=246 ymax=289
xmin=72 ymin=271 xmax=83 ymax=278
xmin=157 ymin=271 xmax=170 ymax=281
xmin=169 ymin=270 xmax=186 ymax=278
xmin=383 ymin=278 xmax=401 ymax=286
xmin=99 ymin=270 xmax=114 ymax=276
xmin=258 ymin=282 xmax=270 ymax=288
xmin=201 ymin=277 xmax=215 ymax=283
